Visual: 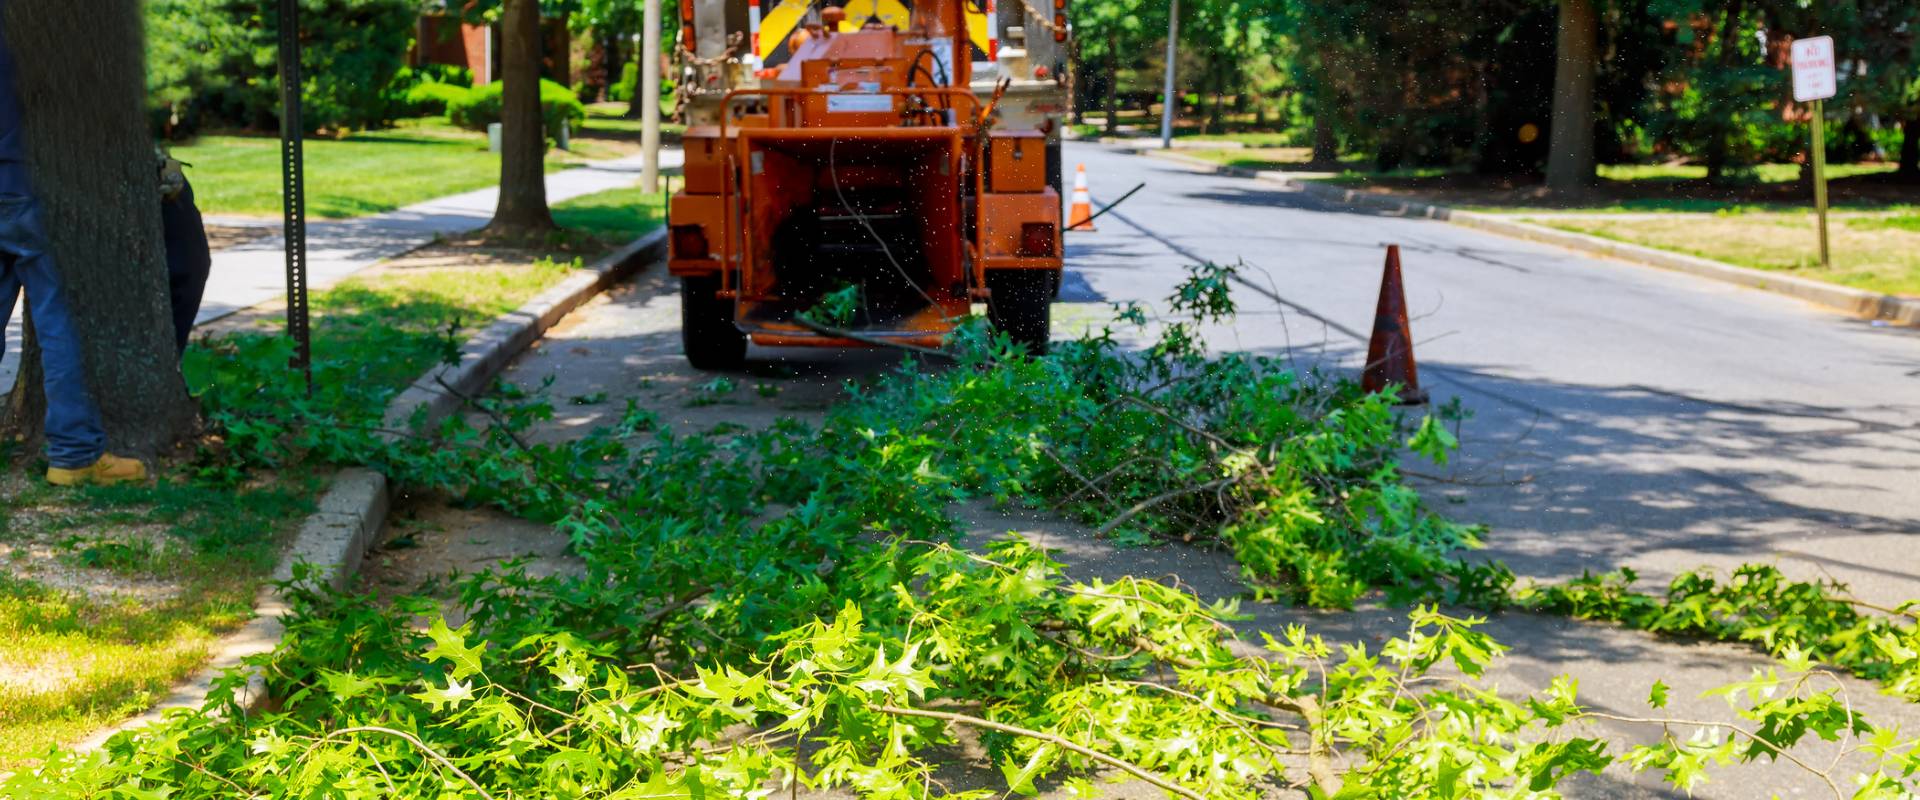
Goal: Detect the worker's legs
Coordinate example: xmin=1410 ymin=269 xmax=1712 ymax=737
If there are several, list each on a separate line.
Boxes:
xmin=0 ymin=194 xmax=107 ymax=469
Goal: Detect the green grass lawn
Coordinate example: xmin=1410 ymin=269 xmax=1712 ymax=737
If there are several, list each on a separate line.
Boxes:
xmin=552 ymin=185 xmax=667 ymax=243
xmin=0 ymin=479 xmax=315 ymax=768
xmin=1180 ymin=146 xmax=1375 ymax=174
xmin=1175 ymin=131 xmax=1305 ymax=148
xmin=1538 ymin=211 xmax=1920 ymax=297
xmin=0 ymin=198 xmax=664 ymax=767
xmin=173 ymin=117 xmax=633 ymax=220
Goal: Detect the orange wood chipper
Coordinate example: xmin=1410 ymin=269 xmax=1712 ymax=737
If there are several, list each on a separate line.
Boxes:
xmin=668 ymin=0 xmax=1072 ymax=368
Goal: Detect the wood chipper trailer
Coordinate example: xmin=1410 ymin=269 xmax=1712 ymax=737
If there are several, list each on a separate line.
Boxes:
xmin=667 ymin=0 xmax=1072 ymax=369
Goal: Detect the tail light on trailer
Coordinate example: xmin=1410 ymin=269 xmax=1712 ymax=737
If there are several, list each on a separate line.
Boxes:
xmin=672 ymin=225 xmax=710 ymax=260
xmin=1054 ymin=0 xmax=1067 ymax=42
xmin=1019 ymin=222 xmax=1057 ymax=257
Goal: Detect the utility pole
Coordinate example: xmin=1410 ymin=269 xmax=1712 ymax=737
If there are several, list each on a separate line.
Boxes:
xmin=641 ymin=0 xmax=663 ymax=193
xmin=1159 ymin=0 xmax=1178 ymax=149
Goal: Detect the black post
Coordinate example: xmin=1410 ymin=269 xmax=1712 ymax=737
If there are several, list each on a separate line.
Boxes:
xmin=277 ymin=0 xmax=312 ymax=395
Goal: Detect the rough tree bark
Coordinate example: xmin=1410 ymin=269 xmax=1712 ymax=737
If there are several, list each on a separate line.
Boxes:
xmin=1103 ymin=32 xmax=1119 ymax=137
xmin=2 ymin=0 xmax=196 ymax=456
xmin=1545 ymin=0 xmax=1597 ymax=190
xmin=1899 ymin=116 xmax=1919 ymax=180
xmin=487 ymin=0 xmax=557 ymax=237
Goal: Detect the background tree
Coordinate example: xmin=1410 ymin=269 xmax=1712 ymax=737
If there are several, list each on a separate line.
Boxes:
xmin=145 ymin=0 xmax=418 ymax=136
xmin=1067 ymin=0 xmax=1159 ymax=137
xmin=2 ymin=0 xmax=197 ymax=455
xmin=467 ymin=0 xmax=562 ymax=237
xmin=1546 ymin=0 xmax=1599 ymax=188
xmin=575 ymin=0 xmax=642 ymax=105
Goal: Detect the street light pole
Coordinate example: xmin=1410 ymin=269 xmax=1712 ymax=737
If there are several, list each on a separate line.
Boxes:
xmin=641 ymin=0 xmax=663 ymax=193
xmin=1159 ymin=0 xmax=1178 ymax=149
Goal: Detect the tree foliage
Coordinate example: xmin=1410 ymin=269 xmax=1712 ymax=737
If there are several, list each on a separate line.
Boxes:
xmin=1076 ymin=0 xmax=1920 ymax=177
xmin=144 ymin=0 xmax=419 ymax=135
xmin=9 ymin=266 xmax=1920 ymax=797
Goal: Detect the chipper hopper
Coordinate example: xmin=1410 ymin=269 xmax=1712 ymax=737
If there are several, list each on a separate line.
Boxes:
xmin=667 ymin=0 xmax=1070 ymax=368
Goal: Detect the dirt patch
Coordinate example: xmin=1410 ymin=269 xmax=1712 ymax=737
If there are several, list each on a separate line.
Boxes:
xmin=0 ymin=474 xmax=186 ymax=606
xmin=356 ymin=490 xmax=580 ymax=625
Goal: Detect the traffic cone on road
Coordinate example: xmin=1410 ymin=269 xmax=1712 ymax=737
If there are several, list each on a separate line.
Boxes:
xmin=1361 ymin=245 xmax=1428 ymax=405
xmin=1066 ymin=163 xmax=1096 ymax=231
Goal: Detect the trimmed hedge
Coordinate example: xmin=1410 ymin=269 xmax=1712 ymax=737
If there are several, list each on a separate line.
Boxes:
xmin=448 ymin=80 xmax=588 ymax=140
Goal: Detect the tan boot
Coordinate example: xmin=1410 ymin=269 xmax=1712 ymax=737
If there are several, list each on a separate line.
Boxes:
xmin=46 ymin=453 xmax=149 ymax=487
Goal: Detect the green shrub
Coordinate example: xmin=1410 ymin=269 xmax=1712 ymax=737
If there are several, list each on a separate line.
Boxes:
xmin=145 ymin=0 xmax=418 ymax=135
xmin=609 ymin=61 xmax=639 ymax=102
xmin=447 ymin=79 xmax=588 ymax=140
xmin=404 ymin=82 xmax=473 ymax=117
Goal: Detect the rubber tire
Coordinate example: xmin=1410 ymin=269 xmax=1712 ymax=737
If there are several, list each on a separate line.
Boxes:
xmin=987 ymin=270 xmax=1055 ymax=356
xmin=680 ymin=275 xmax=746 ymax=370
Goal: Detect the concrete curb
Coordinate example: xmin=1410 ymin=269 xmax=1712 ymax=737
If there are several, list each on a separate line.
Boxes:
xmin=382 ymin=227 xmax=670 ymax=433
xmin=72 ymin=227 xmax=669 ymax=752
xmin=1126 ymin=145 xmax=1920 ymax=327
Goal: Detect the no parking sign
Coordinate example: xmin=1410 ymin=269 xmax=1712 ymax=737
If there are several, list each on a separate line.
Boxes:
xmin=1790 ymin=34 xmax=1838 ymax=269
xmin=1791 ymin=35 xmax=1837 ymax=103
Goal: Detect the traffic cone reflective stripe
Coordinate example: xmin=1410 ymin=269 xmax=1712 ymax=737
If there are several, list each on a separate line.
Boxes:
xmin=1361 ymin=245 xmax=1427 ymax=405
xmin=1067 ymin=163 xmax=1096 ymax=232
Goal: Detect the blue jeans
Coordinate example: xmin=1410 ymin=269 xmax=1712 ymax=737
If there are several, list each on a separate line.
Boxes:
xmin=0 ymin=194 xmax=106 ymax=468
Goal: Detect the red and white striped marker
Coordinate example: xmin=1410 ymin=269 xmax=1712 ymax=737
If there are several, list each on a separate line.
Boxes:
xmin=748 ymin=0 xmax=763 ymax=70
xmin=985 ymin=0 xmax=998 ymax=61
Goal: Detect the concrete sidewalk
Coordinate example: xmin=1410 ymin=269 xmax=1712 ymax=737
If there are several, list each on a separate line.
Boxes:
xmin=1 ymin=149 xmax=683 ymax=395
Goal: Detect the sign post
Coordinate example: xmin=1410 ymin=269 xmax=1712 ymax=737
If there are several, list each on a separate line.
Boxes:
xmin=276 ymin=0 xmax=312 ymax=395
xmin=1791 ymin=35 xmax=1836 ymax=269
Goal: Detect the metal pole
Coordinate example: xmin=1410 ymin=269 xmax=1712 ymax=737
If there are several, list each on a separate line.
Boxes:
xmin=1810 ymin=98 xmax=1830 ymax=269
xmin=1159 ymin=0 xmax=1175 ymax=147
xmin=1159 ymin=0 xmax=1178 ymax=149
xmin=276 ymin=0 xmax=311 ymax=394
xmin=642 ymin=0 xmax=663 ymax=193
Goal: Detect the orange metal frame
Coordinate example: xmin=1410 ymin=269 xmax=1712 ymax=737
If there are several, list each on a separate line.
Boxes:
xmin=714 ymin=87 xmax=992 ymax=302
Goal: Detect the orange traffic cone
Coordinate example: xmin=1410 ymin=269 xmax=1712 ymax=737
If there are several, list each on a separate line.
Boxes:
xmin=1361 ymin=245 xmax=1428 ymax=405
xmin=1066 ymin=163 xmax=1096 ymax=231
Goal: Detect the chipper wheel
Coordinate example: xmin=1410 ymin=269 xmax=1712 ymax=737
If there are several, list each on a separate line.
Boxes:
xmin=987 ymin=270 xmax=1056 ymax=356
xmin=680 ymin=275 xmax=746 ymax=370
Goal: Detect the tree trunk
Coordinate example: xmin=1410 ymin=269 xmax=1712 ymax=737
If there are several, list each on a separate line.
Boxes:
xmin=1206 ymin=59 xmax=1224 ymax=134
xmin=607 ymin=30 xmax=627 ymax=95
xmin=1704 ymin=0 xmax=1744 ymax=184
xmin=1545 ymin=0 xmax=1598 ymax=190
xmin=487 ymin=0 xmax=556 ymax=238
xmin=585 ymin=36 xmax=610 ymax=103
xmin=2 ymin=0 xmax=196 ymax=456
xmin=1103 ymin=33 xmax=1119 ymax=136
xmin=1899 ymin=115 xmax=1919 ymax=180
xmin=1306 ymin=55 xmax=1339 ymax=166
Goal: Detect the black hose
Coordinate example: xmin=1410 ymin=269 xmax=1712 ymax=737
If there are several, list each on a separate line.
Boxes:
xmin=1067 ymin=182 xmax=1147 ymax=231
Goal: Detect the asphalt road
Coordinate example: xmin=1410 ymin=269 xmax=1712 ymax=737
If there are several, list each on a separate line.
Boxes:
xmin=1061 ymin=141 xmax=1920 ymax=607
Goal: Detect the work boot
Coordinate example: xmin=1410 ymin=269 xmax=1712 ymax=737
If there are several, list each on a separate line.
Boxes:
xmin=46 ymin=453 xmax=148 ymax=487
